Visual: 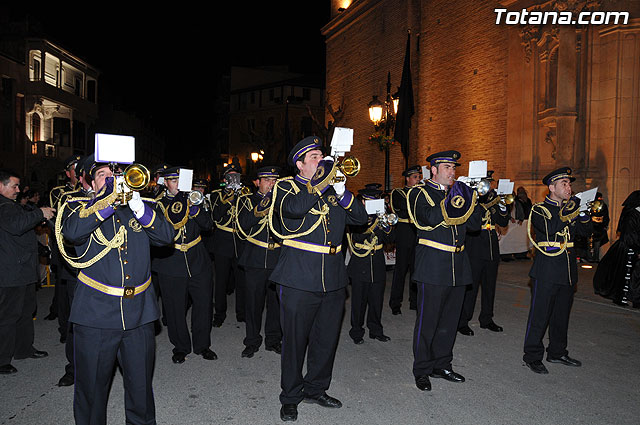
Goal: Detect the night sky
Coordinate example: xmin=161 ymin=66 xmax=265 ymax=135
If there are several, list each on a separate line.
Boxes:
xmin=8 ymin=3 xmax=331 ymax=162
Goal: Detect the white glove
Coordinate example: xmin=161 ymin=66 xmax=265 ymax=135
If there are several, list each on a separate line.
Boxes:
xmin=323 ymin=155 xmax=333 ymax=162
xmin=499 ymin=203 xmax=507 ymax=212
xmin=128 ymin=191 xmax=145 ymax=218
xmin=332 ymin=170 xmax=346 ymax=198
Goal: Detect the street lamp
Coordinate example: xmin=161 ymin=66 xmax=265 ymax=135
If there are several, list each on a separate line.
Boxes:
xmin=368 ymin=72 xmax=398 ymax=192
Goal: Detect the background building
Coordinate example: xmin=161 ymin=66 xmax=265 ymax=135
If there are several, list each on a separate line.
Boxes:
xmin=322 ymin=0 xmax=640 ymax=242
xmin=227 ymin=66 xmax=325 ymax=179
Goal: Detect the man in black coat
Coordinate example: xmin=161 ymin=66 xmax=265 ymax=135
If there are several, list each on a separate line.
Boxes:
xmin=152 ymin=166 xmax=217 ymax=364
xmin=236 ymin=166 xmax=282 ymax=358
xmin=388 ymin=165 xmax=421 ymax=315
xmin=269 ymin=137 xmax=368 ymax=421
xmin=406 ymin=151 xmax=483 ymax=392
xmin=0 ymin=169 xmax=54 ymax=375
xmin=347 ymin=184 xmax=395 ymax=344
xmin=210 ymin=164 xmax=247 ymax=327
xmin=523 ymin=167 xmax=592 ymax=374
xmin=60 ymin=159 xmax=175 ymax=423
xmin=458 ymin=172 xmax=510 ymax=336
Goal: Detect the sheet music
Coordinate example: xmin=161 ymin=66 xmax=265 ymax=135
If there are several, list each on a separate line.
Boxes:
xmin=576 ymin=187 xmax=598 ymax=211
xmin=178 ymin=169 xmax=194 ymax=192
xmin=497 ymin=179 xmax=514 ymax=195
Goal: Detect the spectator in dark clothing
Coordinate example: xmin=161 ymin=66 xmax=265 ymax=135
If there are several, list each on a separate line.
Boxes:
xmin=0 ymin=169 xmax=55 ymax=375
xmin=512 ymin=186 xmax=532 ymax=259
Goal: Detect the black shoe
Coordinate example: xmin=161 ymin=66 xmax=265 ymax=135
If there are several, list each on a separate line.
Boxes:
xmin=30 ymin=350 xmax=48 ymax=359
xmin=280 ymin=404 xmax=298 ymax=421
xmin=212 ymin=318 xmax=224 ymax=328
xmin=43 ymin=313 xmax=57 ymax=321
xmin=57 ymin=372 xmax=74 ymax=387
xmin=265 ymin=343 xmax=282 ymax=354
xmin=241 ymin=346 xmax=259 ymax=358
xmin=59 ymin=335 xmax=66 ymax=344
xmin=237 ymin=316 xmax=245 ymax=323
xmin=391 ymin=307 xmax=401 ymax=315
xmin=526 ymin=360 xmax=549 ymax=374
xmin=527 ymin=360 xmax=549 ymax=375
xmin=409 ymin=305 xmax=417 ymax=311
xmin=199 ymin=348 xmax=218 ymax=360
xmin=172 ymin=352 xmax=186 ymax=364
xmin=369 ymin=334 xmax=390 ymax=342
xmin=415 ymin=375 xmax=432 ymax=391
xmin=458 ymin=325 xmax=474 ymax=336
xmin=546 ymin=355 xmax=581 ymax=367
xmin=480 ymin=322 xmax=503 ymax=332
xmin=353 ymin=337 xmax=364 ymax=345
xmin=430 ymin=368 xmax=465 ymax=382
xmin=0 ymin=364 xmax=17 ymax=374
xmin=303 ymin=393 xmax=342 ymax=408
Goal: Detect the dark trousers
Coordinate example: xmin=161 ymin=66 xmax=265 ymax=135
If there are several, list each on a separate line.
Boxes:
xmin=459 ymin=259 xmax=499 ymax=328
xmin=523 ymin=281 xmax=574 ymax=363
xmin=63 ymin=279 xmax=76 ymax=375
xmin=57 ymin=278 xmax=72 ymax=339
xmin=349 ymin=279 xmax=385 ymax=340
xmin=413 ymin=283 xmax=465 ymax=377
xmin=278 ymin=285 xmax=345 ymax=405
xmin=213 ymin=254 xmax=246 ymax=322
xmin=0 ymin=283 xmax=37 ymax=364
xmin=158 ymin=272 xmax=213 ymax=355
xmin=389 ymin=238 xmax=416 ymax=310
xmin=243 ymin=267 xmax=281 ymax=348
xmin=73 ymin=322 xmax=156 ymax=425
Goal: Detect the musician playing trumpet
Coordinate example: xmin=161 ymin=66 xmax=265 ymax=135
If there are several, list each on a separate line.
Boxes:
xmin=210 ymin=164 xmax=248 ymax=327
xmin=523 ymin=167 xmax=592 ymax=374
xmin=346 ymin=183 xmax=395 ymax=345
xmin=458 ymin=170 xmax=510 ymax=337
xmin=268 ymin=136 xmax=368 ymax=421
xmin=151 ymin=166 xmax=217 ymax=364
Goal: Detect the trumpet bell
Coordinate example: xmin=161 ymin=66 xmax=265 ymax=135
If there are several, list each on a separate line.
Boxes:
xmin=589 ymin=199 xmax=603 ymax=214
xmin=189 ymin=190 xmax=204 ymax=205
xmin=123 ymin=164 xmax=151 ymax=191
xmin=339 ymin=156 xmax=360 ymax=178
xmin=379 ymin=212 xmax=398 ymax=226
xmin=500 ymin=194 xmax=515 ymax=205
xmin=475 ymin=179 xmax=491 ymax=196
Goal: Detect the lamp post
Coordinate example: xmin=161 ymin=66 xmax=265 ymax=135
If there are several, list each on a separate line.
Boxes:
xmin=368 ymin=72 xmax=398 ymax=192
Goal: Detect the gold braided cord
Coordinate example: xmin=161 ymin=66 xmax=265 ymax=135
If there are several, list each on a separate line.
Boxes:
xmin=481 ymin=196 xmax=501 ymax=210
xmin=389 ymin=188 xmax=405 ymax=215
xmin=406 ymin=186 xmax=444 ymax=232
xmin=78 ymin=185 xmax=118 ymax=218
xmin=268 ymin=177 xmax=327 ymax=241
xmin=234 ymin=194 xmax=268 ymax=240
xmin=211 ymin=190 xmax=234 ymax=228
xmin=440 ymin=190 xmax=478 ymax=226
xmin=347 ymin=233 xmax=379 ymax=258
xmin=559 ymin=205 xmax=581 ymax=222
xmin=527 ymin=203 xmax=570 ymax=257
xmin=157 ymin=200 xmax=189 ymax=230
xmin=55 ymin=199 xmax=126 ymax=268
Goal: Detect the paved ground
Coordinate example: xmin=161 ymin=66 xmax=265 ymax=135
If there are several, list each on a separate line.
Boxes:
xmin=1 ymin=259 xmax=639 ymax=425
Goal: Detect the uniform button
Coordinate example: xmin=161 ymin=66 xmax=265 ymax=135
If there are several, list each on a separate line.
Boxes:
xmin=125 ymin=275 xmax=131 ymax=280
xmin=116 ymin=219 xmax=121 ymax=223
xmin=123 ymin=260 xmax=129 ymax=265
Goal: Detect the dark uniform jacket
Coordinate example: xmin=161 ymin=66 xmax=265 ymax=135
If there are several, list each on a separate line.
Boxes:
xmin=211 ymin=188 xmax=246 ymax=260
xmin=466 ymin=190 xmax=511 ymax=262
xmin=49 ymin=182 xmax=75 ymax=208
xmin=347 ymin=216 xmax=395 ymax=283
xmin=407 ymin=179 xmax=482 ymax=286
xmin=60 ymin=184 xmax=175 ymax=330
xmin=390 ymin=186 xmax=417 ymax=245
xmin=0 ymin=194 xmax=44 ymax=287
xmin=529 ymin=196 xmax=592 ymax=286
xmin=237 ymin=191 xmax=281 ymax=270
xmin=269 ymin=175 xmax=368 ymax=292
xmin=151 ymin=192 xmax=213 ymax=277
xmin=53 ymin=187 xmax=93 ymax=281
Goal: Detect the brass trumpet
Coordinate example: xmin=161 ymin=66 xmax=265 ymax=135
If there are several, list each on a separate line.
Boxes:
xmin=332 ymin=156 xmax=360 ymax=183
xmin=461 ymin=177 xmax=491 ymax=196
xmin=500 ymin=193 xmax=515 ymax=205
xmin=116 ymin=163 xmax=151 ymax=203
xmin=378 ymin=212 xmax=398 ymax=227
xmin=188 ymin=190 xmax=204 ymax=205
xmin=587 ymin=199 xmax=603 ymax=215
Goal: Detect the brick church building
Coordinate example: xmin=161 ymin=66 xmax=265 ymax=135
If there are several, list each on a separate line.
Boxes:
xmin=322 ymin=0 xmax=639 ymax=240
